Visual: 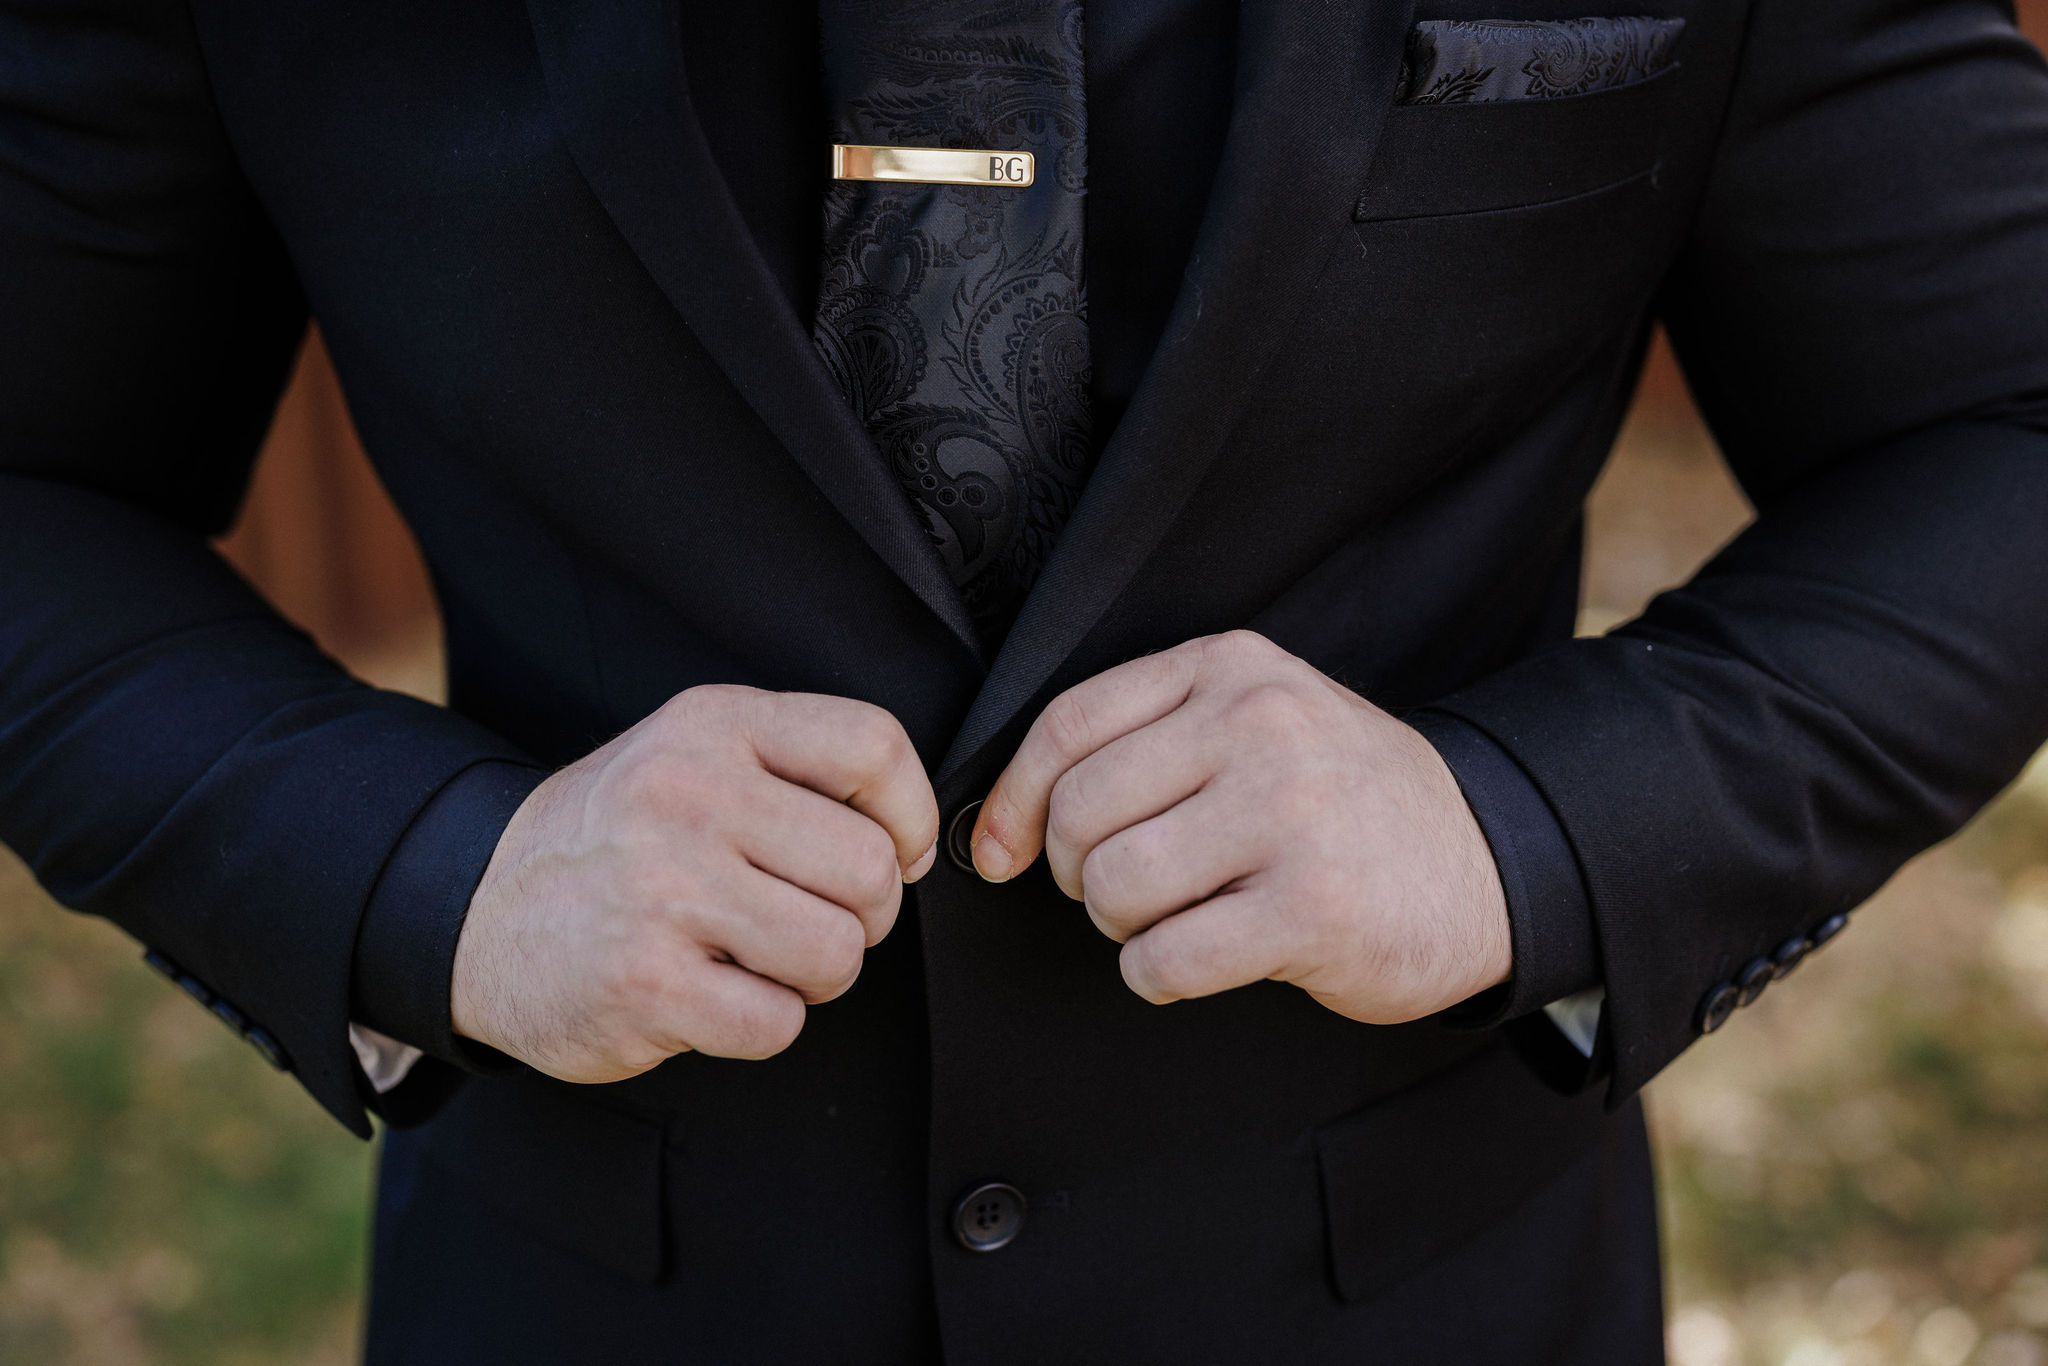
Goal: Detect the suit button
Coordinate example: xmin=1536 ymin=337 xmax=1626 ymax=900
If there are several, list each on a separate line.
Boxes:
xmin=1772 ymin=935 xmax=1814 ymax=979
xmin=1696 ymin=983 xmax=1739 ymax=1035
xmin=953 ymin=1181 xmax=1026 ymax=1252
xmin=1810 ymin=912 xmax=1850 ymax=950
xmin=243 ymin=1026 xmax=291 ymax=1072
xmin=947 ymin=800 xmax=984 ymax=874
xmin=1735 ymin=957 xmax=1774 ymax=1007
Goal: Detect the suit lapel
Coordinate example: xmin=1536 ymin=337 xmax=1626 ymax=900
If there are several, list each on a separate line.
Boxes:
xmin=939 ymin=0 xmax=1418 ymax=779
xmin=524 ymin=0 xmax=981 ymax=658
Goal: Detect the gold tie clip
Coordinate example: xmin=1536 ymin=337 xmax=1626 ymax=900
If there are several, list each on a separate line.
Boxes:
xmin=832 ymin=144 xmax=1036 ymax=188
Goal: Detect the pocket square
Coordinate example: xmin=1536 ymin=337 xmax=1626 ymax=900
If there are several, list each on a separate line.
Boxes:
xmin=1395 ymin=17 xmax=1685 ymax=105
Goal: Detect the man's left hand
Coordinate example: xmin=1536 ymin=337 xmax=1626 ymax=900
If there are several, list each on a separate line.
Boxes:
xmin=972 ymin=631 xmax=1512 ymax=1023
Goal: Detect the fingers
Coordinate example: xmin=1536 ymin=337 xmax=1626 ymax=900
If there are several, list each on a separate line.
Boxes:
xmin=736 ymin=775 xmax=904 ymax=944
xmin=974 ymin=643 xmax=1204 ymax=881
xmin=709 ymin=869 xmax=872 ymax=1004
xmin=1040 ymin=707 xmax=1218 ymax=899
xmin=1118 ymin=889 xmax=1292 ymax=1006
xmin=660 ymin=958 xmax=809 ymax=1060
xmin=1076 ymin=787 xmax=1265 ymax=942
xmin=742 ymin=692 xmax=940 ymax=878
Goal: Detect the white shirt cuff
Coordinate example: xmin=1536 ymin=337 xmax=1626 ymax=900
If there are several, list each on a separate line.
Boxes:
xmin=1542 ymin=987 xmax=1605 ymax=1058
xmin=350 ymin=1023 xmax=425 ymax=1095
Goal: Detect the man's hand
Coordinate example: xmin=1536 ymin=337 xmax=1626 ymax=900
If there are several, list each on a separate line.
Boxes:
xmin=972 ymin=631 xmax=1510 ymax=1023
xmin=451 ymin=685 xmax=939 ymax=1083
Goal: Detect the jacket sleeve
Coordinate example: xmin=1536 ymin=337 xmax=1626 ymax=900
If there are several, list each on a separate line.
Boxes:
xmin=0 ymin=0 xmax=534 ymax=1136
xmin=1428 ymin=0 xmax=2048 ymax=1104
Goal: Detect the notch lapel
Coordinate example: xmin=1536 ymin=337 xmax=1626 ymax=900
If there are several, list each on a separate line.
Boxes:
xmin=940 ymin=0 xmax=1418 ymax=779
xmin=524 ymin=0 xmax=981 ymax=658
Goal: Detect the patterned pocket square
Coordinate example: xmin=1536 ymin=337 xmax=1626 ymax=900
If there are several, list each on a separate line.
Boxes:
xmin=1395 ymin=17 xmax=1685 ymax=104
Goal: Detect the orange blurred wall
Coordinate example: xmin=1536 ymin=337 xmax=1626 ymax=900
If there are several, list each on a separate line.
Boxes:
xmin=214 ymin=331 xmax=437 ymax=672
xmin=212 ymin=327 xmax=441 ymax=691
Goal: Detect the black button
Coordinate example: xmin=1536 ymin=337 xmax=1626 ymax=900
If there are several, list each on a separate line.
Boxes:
xmin=141 ymin=947 xmax=285 ymax=1069
xmin=142 ymin=950 xmax=216 ymax=1009
xmin=1772 ymin=936 xmax=1814 ymax=979
xmin=947 ymin=800 xmax=985 ymax=875
xmin=1810 ymin=913 xmax=1850 ymax=950
xmin=1696 ymin=983 xmax=1739 ymax=1035
xmin=953 ymin=1181 xmax=1026 ymax=1252
xmin=243 ymin=1027 xmax=291 ymax=1072
xmin=1735 ymin=957 xmax=1774 ymax=1008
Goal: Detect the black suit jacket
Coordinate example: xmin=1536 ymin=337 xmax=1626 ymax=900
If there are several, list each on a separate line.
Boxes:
xmin=3 ymin=0 xmax=2047 ymax=1360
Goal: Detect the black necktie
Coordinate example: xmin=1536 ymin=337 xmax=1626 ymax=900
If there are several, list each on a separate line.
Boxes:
xmin=815 ymin=0 xmax=1093 ymax=647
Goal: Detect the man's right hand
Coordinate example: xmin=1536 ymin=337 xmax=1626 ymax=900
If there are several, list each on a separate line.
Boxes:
xmin=449 ymin=685 xmax=939 ymax=1083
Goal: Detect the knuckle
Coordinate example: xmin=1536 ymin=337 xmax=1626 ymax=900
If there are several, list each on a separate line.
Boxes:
xmin=1051 ymin=862 xmax=1088 ymax=904
xmin=859 ymin=893 xmax=901 ymax=946
xmin=907 ymin=796 xmax=941 ymax=853
xmin=1040 ymin=693 xmax=1096 ymax=763
xmin=845 ymin=703 xmax=910 ymax=773
xmin=815 ymin=915 xmax=868 ymax=987
xmin=732 ymin=993 xmax=806 ymax=1059
xmin=1208 ymin=629 xmax=1253 ymax=656
xmin=1045 ymin=774 xmax=1095 ymax=854
xmin=1143 ymin=957 xmax=1191 ymax=1001
xmin=1227 ymin=681 xmax=1314 ymax=739
xmin=849 ymin=826 xmax=903 ymax=904
xmin=1134 ymin=936 xmax=1199 ymax=999
xmin=665 ymin=682 xmax=747 ymax=734
xmin=1079 ymin=844 xmax=1134 ymax=919
xmin=1204 ymin=629 xmax=1272 ymax=667
xmin=1087 ymin=904 xmax=1135 ymax=944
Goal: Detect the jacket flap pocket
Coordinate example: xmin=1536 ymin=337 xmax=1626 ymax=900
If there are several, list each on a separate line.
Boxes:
xmin=421 ymin=1078 xmax=666 ymax=1285
xmin=1355 ymin=64 xmax=1679 ymax=222
xmin=1316 ymin=1041 xmax=1609 ymax=1304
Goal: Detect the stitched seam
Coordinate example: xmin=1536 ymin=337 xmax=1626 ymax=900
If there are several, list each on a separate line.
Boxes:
xmin=1356 ymin=164 xmax=1657 ymax=225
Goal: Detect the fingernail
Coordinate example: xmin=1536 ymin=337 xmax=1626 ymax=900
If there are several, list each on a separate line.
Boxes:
xmin=972 ymin=832 xmax=1012 ymax=882
xmin=904 ymin=841 xmax=938 ymax=883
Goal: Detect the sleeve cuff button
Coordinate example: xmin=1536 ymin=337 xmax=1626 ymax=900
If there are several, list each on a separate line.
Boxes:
xmin=1810 ymin=912 xmax=1851 ymax=949
xmin=243 ymin=1027 xmax=291 ymax=1072
xmin=1735 ymin=957 xmax=1775 ymax=1007
xmin=1771 ymin=935 xmax=1814 ymax=979
xmin=1696 ymin=982 xmax=1740 ymax=1034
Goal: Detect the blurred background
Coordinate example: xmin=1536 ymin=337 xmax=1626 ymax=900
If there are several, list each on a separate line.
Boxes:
xmin=5 ymin=17 xmax=2048 ymax=1358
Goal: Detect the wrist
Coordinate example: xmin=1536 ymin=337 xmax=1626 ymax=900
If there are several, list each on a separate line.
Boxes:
xmin=1401 ymin=713 xmax=1514 ymax=1010
xmin=1449 ymin=801 xmax=1514 ymax=1003
xmin=1406 ymin=709 xmax=1600 ymax=1026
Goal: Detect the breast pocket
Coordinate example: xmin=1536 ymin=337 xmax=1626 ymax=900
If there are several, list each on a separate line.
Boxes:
xmin=1354 ymin=62 xmax=1682 ymax=222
